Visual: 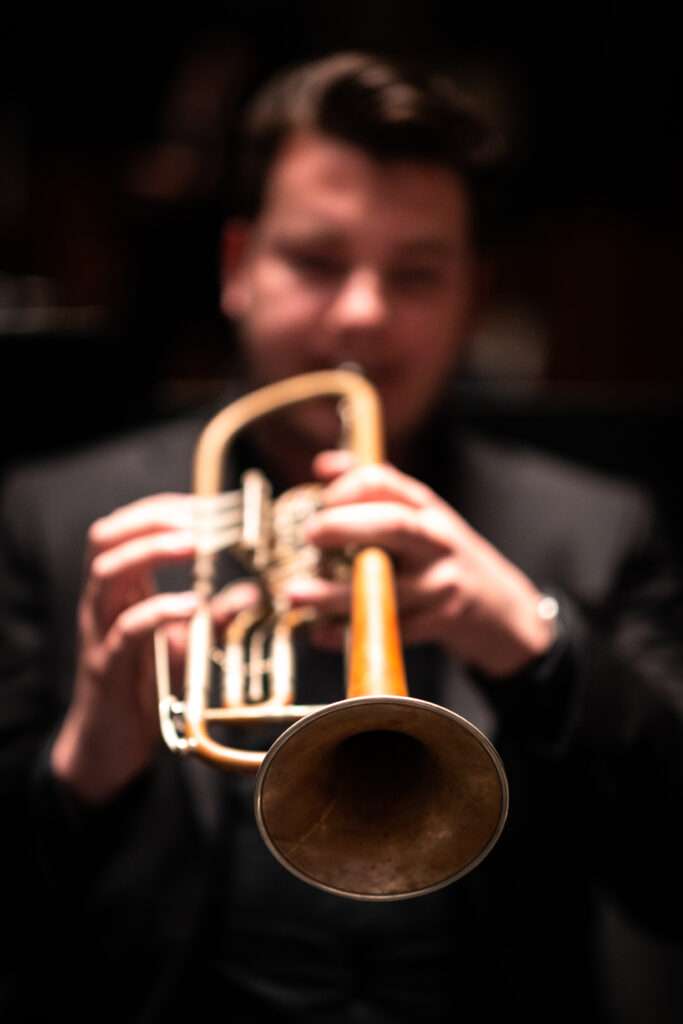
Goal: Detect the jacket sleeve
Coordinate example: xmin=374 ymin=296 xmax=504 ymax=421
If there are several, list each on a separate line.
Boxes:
xmin=0 ymin=465 xmax=212 ymax=1018
xmin=571 ymin=495 xmax=683 ymax=939
xmin=480 ymin=488 xmax=683 ymax=940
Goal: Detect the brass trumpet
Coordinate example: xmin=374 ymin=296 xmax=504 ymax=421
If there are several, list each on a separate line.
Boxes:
xmin=155 ymin=368 xmax=508 ymax=900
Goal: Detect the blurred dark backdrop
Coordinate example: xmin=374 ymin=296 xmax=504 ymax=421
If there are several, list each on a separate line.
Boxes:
xmin=1 ymin=6 xmax=680 ymax=470
xmin=2 ymin=4 xmax=681 ymax=557
xmin=1 ymin=5 xmax=681 ymax=1021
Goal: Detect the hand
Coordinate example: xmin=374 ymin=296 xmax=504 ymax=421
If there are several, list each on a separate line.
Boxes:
xmin=51 ymin=494 xmax=259 ymax=803
xmin=285 ymin=452 xmax=554 ymax=678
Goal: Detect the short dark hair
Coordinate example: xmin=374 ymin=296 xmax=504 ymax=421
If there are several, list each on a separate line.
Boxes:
xmin=236 ymin=52 xmax=505 ymax=248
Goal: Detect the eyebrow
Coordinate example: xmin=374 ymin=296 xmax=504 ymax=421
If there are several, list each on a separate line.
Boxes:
xmin=269 ymin=228 xmax=345 ymax=248
xmin=270 ymin=228 xmax=463 ymax=259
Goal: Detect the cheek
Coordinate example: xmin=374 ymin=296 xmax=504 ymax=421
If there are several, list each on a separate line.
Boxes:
xmin=247 ymin=262 xmax=325 ymax=340
xmin=381 ymin=305 xmax=464 ymax=437
xmin=394 ymin=303 xmax=462 ymax=377
xmin=240 ymin=301 xmax=323 ymax=390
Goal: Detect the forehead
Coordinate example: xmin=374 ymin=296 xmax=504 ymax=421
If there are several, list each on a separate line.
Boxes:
xmin=257 ymin=131 xmax=472 ymax=247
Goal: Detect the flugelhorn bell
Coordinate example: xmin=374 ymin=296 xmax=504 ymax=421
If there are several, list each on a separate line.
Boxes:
xmin=155 ymin=368 xmax=508 ymax=900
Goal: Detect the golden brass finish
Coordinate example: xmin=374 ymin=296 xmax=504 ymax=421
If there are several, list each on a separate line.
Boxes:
xmin=155 ymin=368 xmax=508 ymax=899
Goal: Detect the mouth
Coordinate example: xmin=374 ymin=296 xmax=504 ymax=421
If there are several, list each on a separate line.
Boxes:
xmin=325 ymin=361 xmax=402 ymax=390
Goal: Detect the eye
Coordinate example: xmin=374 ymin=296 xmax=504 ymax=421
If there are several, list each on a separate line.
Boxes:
xmin=281 ymin=246 xmax=346 ymax=281
xmin=388 ymin=265 xmax=442 ymax=290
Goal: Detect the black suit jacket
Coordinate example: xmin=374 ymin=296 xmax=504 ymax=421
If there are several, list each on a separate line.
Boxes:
xmin=2 ymin=403 xmax=682 ymax=1022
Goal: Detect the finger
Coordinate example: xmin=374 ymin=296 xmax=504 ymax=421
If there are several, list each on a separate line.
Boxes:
xmin=320 ymin=463 xmax=436 ymax=510
xmin=289 ymin=571 xmax=442 ymax=618
xmin=290 ymin=557 xmax=462 ymax=618
xmin=211 ymin=581 xmax=263 ymax=627
xmin=86 ymin=533 xmax=194 ymax=635
xmin=283 ymin=576 xmax=351 ymax=615
xmin=305 ymin=503 xmax=448 ymax=564
xmin=89 ymin=530 xmax=195 ymax=588
xmin=105 ymin=591 xmax=199 ymax=662
xmin=164 ymin=620 xmax=191 ymax=665
xmin=87 ymin=493 xmax=198 ymax=557
xmin=395 ymin=558 xmax=464 ymax=614
xmin=164 ymin=621 xmax=197 ymax=691
xmin=312 ymin=449 xmax=359 ymax=481
xmin=162 ymin=581 xmax=265 ymax=664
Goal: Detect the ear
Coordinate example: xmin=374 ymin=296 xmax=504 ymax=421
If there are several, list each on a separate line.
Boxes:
xmin=219 ymin=219 xmax=252 ymax=319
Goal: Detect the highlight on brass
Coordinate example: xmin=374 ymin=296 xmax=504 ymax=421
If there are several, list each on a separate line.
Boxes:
xmin=154 ymin=368 xmax=509 ymax=900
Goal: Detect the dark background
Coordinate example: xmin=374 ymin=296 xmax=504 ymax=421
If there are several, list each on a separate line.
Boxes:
xmin=1 ymin=5 xmax=680 ymax=468
xmin=1 ymin=5 xmax=681 ymax=1020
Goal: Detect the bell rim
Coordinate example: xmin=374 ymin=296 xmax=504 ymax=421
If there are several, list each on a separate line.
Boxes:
xmin=253 ymin=694 xmax=509 ymax=902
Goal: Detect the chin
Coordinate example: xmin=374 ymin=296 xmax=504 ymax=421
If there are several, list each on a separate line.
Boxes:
xmin=377 ymin=387 xmax=430 ymax=444
xmin=288 ymin=397 xmax=345 ymax=451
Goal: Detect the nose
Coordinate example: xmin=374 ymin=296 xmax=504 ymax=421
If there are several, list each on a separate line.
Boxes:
xmin=328 ymin=267 xmax=388 ymax=335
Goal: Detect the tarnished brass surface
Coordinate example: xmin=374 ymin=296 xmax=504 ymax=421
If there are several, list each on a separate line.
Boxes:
xmin=255 ymin=695 xmax=508 ymax=900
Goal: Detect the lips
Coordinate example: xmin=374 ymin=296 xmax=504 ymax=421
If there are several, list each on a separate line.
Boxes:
xmin=324 ymin=361 xmax=402 ymax=388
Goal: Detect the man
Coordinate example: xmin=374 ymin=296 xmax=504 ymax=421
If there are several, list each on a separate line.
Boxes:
xmin=2 ymin=53 xmax=682 ymax=1023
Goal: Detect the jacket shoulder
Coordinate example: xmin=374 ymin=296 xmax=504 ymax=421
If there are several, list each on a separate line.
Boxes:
xmin=1 ymin=411 xmax=206 ymax=561
xmin=455 ymin=432 xmax=656 ymax=599
xmin=460 ymin=431 xmax=650 ymax=514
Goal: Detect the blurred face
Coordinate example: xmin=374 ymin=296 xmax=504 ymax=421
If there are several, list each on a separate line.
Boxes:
xmin=222 ymin=131 xmax=478 ymax=450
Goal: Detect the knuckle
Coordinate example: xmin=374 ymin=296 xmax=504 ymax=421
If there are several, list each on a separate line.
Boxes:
xmin=419 ymin=507 xmax=455 ymax=550
xmin=420 ymin=504 xmax=446 ymax=531
xmin=444 ymin=584 xmax=468 ymax=620
xmin=115 ymin=608 xmax=136 ymax=639
xmin=105 ymin=624 xmax=125 ymax=660
xmin=89 ymin=552 xmax=109 ymax=582
xmin=226 ymin=581 xmax=260 ymax=606
xmin=80 ymin=639 xmax=108 ymax=679
xmin=211 ymin=584 xmax=260 ymax=623
xmin=438 ymin=558 xmax=461 ymax=600
xmin=362 ymin=464 xmax=389 ymax=491
xmin=87 ymin=517 xmax=109 ymax=550
xmin=111 ymin=607 xmax=146 ymax=651
xmin=387 ymin=505 xmax=413 ymax=539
